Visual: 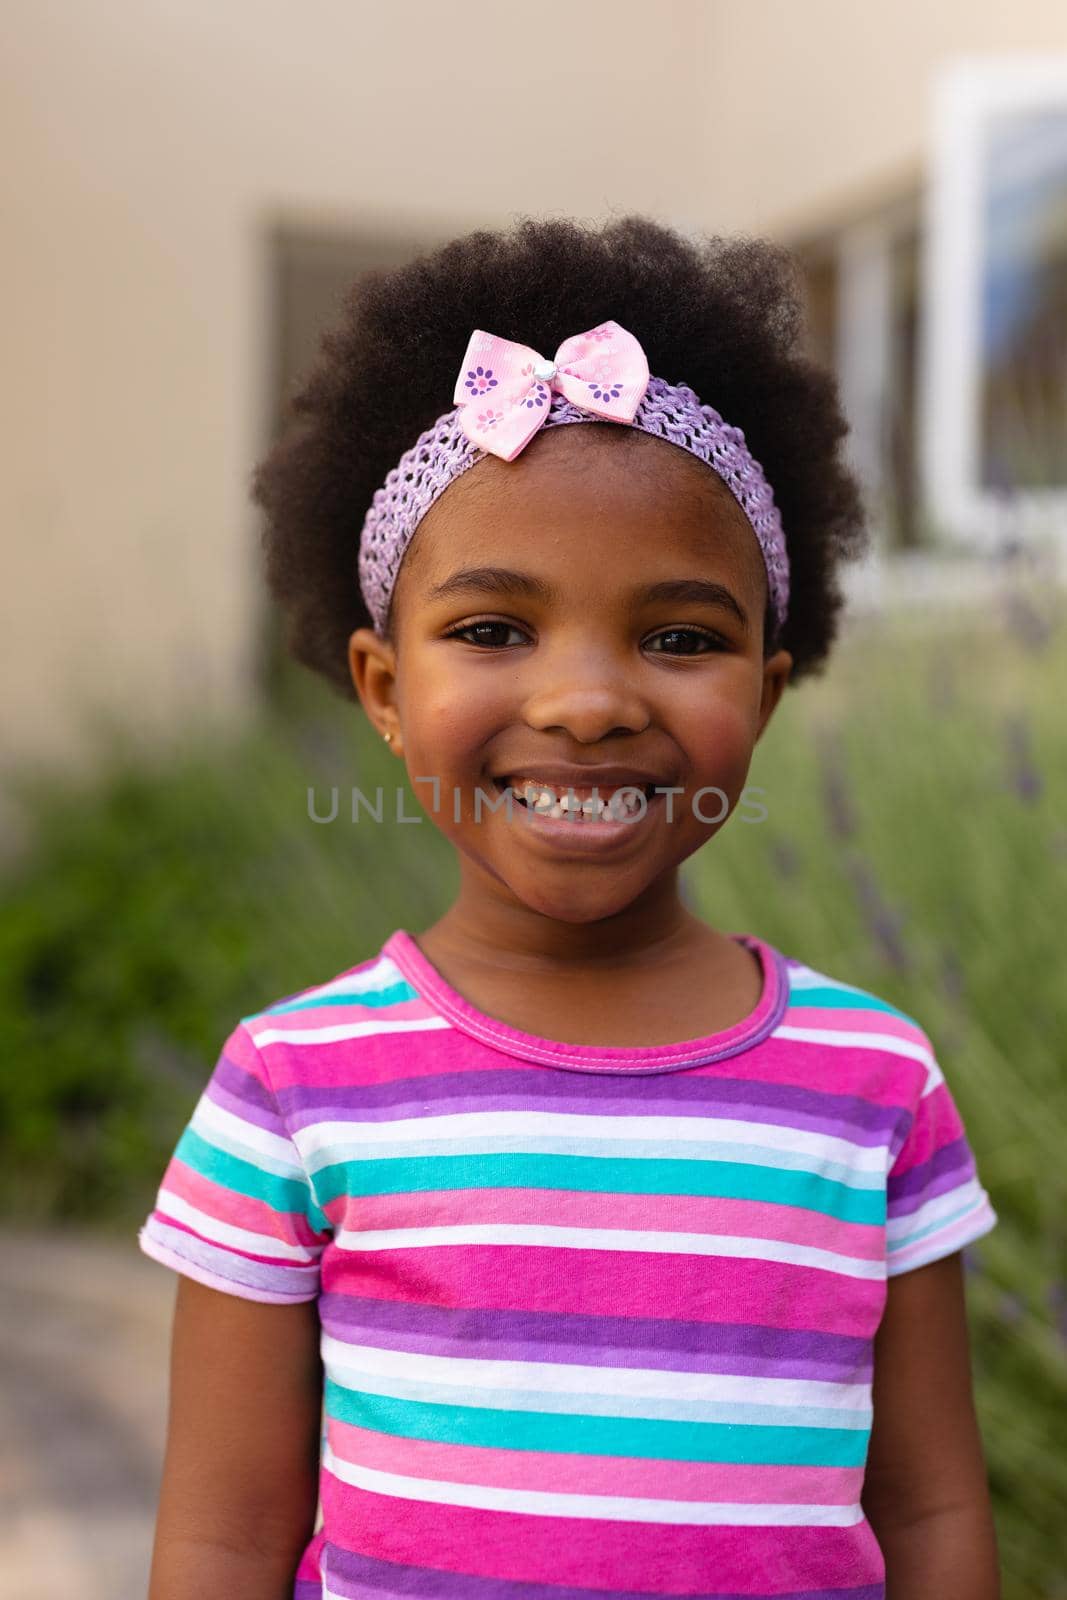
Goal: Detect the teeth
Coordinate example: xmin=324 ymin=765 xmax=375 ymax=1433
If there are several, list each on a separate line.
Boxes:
xmin=511 ymin=780 xmax=646 ymax=823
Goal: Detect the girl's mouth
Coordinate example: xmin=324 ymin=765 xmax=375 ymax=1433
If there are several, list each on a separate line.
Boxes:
xmin=492 ymin=776 xmax=658 ymax=822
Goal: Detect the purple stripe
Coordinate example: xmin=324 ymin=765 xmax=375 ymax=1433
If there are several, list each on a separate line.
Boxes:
xmin=887 ymin=1137 xmax=973 ymax=1209
xmin=282 ymin=1069 xmax=902 ymax=1146
xmin=318 ymin=1294 xmax=872 ymax=1383
xmin=324 ymin=1542 xmax=882 ymax=1600
xmin=207 ymin=1056 xmax=279 ymax=1120
xmin=206 ymin=1082 xmax=285 ymax=1140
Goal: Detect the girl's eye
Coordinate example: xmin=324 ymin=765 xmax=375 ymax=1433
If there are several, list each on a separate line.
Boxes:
xmin=444 ymin=619 xmax=529 ymax=649
xmin=443 ymin=622 xmax=727 ymax=653
xmin=645 ymin=627 xmax=726 ymax=655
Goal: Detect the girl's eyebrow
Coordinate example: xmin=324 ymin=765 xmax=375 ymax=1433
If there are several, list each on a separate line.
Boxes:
xmin=426 ymin=567 xmax=749 ymax=630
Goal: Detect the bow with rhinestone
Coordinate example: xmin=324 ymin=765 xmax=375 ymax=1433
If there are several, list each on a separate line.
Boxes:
xmin=453 ymin=321 xmax=651 ymax=461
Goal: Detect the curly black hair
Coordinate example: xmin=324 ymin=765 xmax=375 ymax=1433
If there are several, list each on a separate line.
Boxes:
xmin=252 ymin=215 xmax=868 ymax=698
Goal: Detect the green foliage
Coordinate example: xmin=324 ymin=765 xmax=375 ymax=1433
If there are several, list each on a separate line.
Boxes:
xmin=2 ymin=590 xmax=1065 ymax=1592
xmin=687 ymin=595 xmax=1067 ymax=1597
xmin=0 ymin=693 xmax=457 ymax=1220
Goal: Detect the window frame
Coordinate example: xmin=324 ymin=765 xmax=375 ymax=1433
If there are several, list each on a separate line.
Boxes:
xmin=920 ymin=55 xmax=1067 ymax=551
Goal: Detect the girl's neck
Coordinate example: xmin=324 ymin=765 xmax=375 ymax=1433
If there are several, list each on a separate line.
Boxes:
xmin=418 ymin=867 xmax=721 ymax=978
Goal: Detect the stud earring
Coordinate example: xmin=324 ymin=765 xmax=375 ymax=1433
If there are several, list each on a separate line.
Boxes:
xmin=383 ymin=731 xmax=393 ymax=746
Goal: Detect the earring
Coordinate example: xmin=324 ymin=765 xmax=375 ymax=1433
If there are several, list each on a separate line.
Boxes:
xmin=383 ymin=731 xmax=393 ymax=746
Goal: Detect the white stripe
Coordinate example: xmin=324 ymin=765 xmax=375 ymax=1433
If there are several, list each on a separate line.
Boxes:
xmin=332 ymin=1221 xmax=885 ymax=1279
xmin=310 ymin=1132 xmax=883 ymax=1191
xmin=193 ymin=1096 xmax=305 ymax=1175
xmin=320 ymin=1334 xmax=872 ymax=1412
xmin=153 ymin=1189 xmax=315 ymax=1263
xmin=249 ymin=1015 xmax=450 ymax=1048
xmin=265 ymin=954 xmax=407 ymax=1009
xmin=321 ymin=1443 xmax=864 ymax=1526
xmin=324 ymin=1363 xmax=869 ymax=1430
xmin=887 ymin=1176 xmax=986 ymax=1245
xmin=297 ymin=1109 xmax=886 ymax=1173
xmin=886 ymin=1199 xmax=997 ymax=1275
xmin=774 ymin=1024 xmax=944 ymax=1094
xmin=787 ymin=966 xmax=863 ymax=992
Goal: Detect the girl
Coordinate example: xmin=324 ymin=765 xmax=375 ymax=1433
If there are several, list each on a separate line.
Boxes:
xmin=139 ymin=216 xmax=1000 ymax=1599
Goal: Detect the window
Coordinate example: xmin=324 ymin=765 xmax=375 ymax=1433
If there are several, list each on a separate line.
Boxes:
xmin=922 ymin=56 xmax=1067 ymax=547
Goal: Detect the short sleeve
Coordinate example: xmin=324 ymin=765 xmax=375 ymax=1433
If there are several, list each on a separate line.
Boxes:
xmin=886 ymin=1043 xmax=997 ymax=1276
xmin=137 ymin=1020 xmax=331 ymax=1303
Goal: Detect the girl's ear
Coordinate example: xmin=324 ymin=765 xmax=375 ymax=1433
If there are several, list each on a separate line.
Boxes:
xmin=755 ymin=648 xmax=793 ymax=743
xmin=348 ymin=627 xmax=402 ymax=750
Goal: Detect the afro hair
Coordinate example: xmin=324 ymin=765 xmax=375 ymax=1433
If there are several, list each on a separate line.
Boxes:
xmin=252 ymin=215 xmax=868 ymax=699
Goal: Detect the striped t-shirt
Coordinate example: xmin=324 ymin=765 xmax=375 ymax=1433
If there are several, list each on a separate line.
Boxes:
xmin=138 ymin=928 xmax=997 ymax=1600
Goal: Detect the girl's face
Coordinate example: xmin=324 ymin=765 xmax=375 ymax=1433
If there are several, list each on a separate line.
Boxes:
xmin=350 ymin=426 xmax=792 ymax=930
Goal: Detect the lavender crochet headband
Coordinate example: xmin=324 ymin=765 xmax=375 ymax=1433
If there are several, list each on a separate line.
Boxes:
xmin=358 ymin=320 xmax=790 ymax=637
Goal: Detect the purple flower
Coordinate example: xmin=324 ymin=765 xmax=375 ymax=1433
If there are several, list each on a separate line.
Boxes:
xmin=519 ymin=382 xmax=548 ymax=409
xmin=464 ymin=365 xmax=498 ymax=396
xmin=1001 ymin=589 xmax=1054 ymax=653
xmin=961 ymin=1244 xmax=985 ymax=1276
xmin=589 ymin=379 xmax=623 ymax=403
xmin=816 ymin=732 xmax=857 ymax=843
xmin=769 ymin=838 xmax=802 ymax=879
xmin=1003 ymin=712 xmax=1042 ymax=805
xmin=939 ymin=944 xmax=966 ymax=1006
xmin=846 ymin=855 xmax=912 ymax=976
xmin=1047 ymin=1281 xmax=1067 ymax=1341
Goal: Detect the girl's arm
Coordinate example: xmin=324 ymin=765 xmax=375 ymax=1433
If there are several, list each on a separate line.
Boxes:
xmin=147 ymin=1275 xmax=323 ymax=1599
xmin=861 ymin=1251 xmax=1000 ymax=1600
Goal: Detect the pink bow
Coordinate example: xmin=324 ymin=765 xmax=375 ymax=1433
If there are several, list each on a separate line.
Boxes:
xmin=453 ymin=321 xmax=651 ymax=461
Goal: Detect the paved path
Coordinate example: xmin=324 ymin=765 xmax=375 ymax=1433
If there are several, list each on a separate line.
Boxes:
xmin=0 ymin=1225 xmax=175 ymax=1600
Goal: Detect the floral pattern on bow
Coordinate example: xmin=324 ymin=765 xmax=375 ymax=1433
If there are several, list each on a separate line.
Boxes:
xmin=453 ymin=321 xmax=651 ymax=461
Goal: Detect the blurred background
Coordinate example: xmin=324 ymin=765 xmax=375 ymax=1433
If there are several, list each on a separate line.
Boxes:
xmin=2 ymin=4 xmax=1065 ymax=1597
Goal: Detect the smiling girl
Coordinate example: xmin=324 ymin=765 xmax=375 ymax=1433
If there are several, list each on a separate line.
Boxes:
xmin=139 ymin=216 xmax=999 ymax=1600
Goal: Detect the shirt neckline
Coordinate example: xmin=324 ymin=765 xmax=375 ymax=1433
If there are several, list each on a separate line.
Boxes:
xmin=382 ymin=927 xmax=789 ymax=1074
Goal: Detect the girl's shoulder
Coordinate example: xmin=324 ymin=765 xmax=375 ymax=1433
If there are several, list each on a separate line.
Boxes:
xmin=775 ymin=948 xmax=946 ymax=1106
xmin=233 ymin=931 xmax=431 ymax=1068
xmin=238 ymin=934 xmax=412 ymax=1036
xmin=779 ymin=950 xmax=926 ymax=1031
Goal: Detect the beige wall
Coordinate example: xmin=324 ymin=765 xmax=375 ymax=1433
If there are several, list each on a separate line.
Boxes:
xmin=4 ymin=0 xmax=1065 ymax=795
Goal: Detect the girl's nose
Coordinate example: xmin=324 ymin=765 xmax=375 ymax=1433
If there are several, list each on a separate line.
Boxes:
xmin=521 ymin=650 xmax=651 ymax=744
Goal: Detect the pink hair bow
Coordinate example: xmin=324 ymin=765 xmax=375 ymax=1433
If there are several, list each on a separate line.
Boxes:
xmin=453 ymin=321 xmax=651 ymax=461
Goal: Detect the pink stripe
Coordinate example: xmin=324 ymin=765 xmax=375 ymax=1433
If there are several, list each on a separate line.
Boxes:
xmin=160 ymin=1158 xmax=323 ymax=1249
xmin=224 ymin=1022 xmax=273 ymax=1082
xmin=889 ymin=1081 xmax=964 ymax=1177
xmin=322 ymin=1245 xmax=884 ymax=1337
xmin=295 ymin=1526 xmax=326 ymax=1582
xmin=320 ymin=1472 xmax=885 ymax=1592
xmin=251 ymin=994 xmax=435 ymax=1040
xmin=261 ymin=1023 xmax=927 ymax=1110
xmin=261 ymin=1006 xmax=467 ymax=1090
xmin=326 ymin=1418 xmax=865 ymax=1505
xmin=338 ymin=1186 xmax=884 ymax=1260
xmin=782 ymin=1005 xmax=931 ymax=1051
xmin=887 ymin=1200 xmax=996 ymax=1272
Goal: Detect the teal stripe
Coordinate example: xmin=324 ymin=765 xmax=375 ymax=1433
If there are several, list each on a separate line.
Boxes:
xmin=327 ymin=1367 xmax=868 ymax=1430
xmin=888 ymin=1195 xmax=984 ymax=1253
xmin=178 ymin=1127 xmax=331 ymax=1234
xmin=787 ymin=984 xmax=909 ymax=1019
xmin=262 ymin=979 xmax=418 ymax=1017
xmin=324 ymin=1380 xmax=870 ymax=1468
xmin=316 ymin=1137 xmax=880 ymax=1193
xmin=313 ymin=1152 xmax=885 ymax=1225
